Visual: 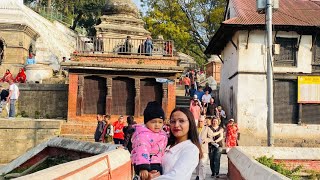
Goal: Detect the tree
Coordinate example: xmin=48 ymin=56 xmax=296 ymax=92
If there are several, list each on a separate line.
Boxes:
xmin=24 ymin=0 xmax=105 ymax=36
xmin=141 ymin=0 xmax=226 ymax=65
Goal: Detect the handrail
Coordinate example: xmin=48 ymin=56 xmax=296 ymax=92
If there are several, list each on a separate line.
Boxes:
xmin=25 ymin=3 xmax=73 ymax=27
xmin=76 ymin=36 xmax=175 ymax=57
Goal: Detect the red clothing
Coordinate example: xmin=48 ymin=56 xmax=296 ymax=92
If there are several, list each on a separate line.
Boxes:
xmin=1 ymin=72 xmax=13 ymax=82
xmin=183 ymin=77 xmax=191 ymax=86
xmin=189 ymin=104 xmax=201 ymax=120
xmin=226 ymin=122 xmax=238 ymax=148
xmin=113 ymin=121 xmax=125 ymax=140
xmin=15 ymin=68 xmax=26 ymax=83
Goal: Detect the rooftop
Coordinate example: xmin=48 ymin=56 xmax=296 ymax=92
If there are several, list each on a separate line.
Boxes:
xmin=225 ymin=0 xmax=320 ymax=26
xmin=205 ymin=0 xmax=320 ymax=55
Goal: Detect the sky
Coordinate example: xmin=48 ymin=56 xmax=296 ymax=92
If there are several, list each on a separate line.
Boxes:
xmin=133 ymin=0 xmax=147 ymax=14
xmin=133 ymin=0 xmax=142 ymax=10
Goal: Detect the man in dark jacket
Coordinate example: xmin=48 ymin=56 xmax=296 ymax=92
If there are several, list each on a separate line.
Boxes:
xmin=123 ymin=115 xmax=137 ymax=152
xmin=94 ymin=114 xmax=104 ymax=142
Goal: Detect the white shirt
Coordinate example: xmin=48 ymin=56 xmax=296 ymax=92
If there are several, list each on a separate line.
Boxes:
xmin=201 ymin=94 xmax=212 ymax=103
xmin=154 ymin=140 xmax=199 ymax=180
xmin=9 ymin=84 xmax=19 ymax=100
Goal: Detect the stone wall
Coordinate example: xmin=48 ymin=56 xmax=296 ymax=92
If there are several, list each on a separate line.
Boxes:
xmin=17 ymin=84 xmax=68 ymax=119
xmin=0 ymin=119 xmax=62 ymax=164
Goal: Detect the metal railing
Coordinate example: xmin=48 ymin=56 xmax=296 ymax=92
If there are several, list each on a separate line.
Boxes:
xmin=25 ymin=3 xmax=73 ymax=27
xmin=76 ymin=36 xmax=175 ymax=57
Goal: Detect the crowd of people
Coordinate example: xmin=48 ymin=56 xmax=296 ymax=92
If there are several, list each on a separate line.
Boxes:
xmin=94 ymin=100 xmax=239 ymax=180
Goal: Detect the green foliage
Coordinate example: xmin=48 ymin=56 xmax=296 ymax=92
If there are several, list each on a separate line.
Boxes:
xmin=34 ymin=111 xmax=40 ymax=119
xmin=256 ymin=156 xmax=302 ymax=179
xmin=142 ymin=0 xmax=226 ymax=65
xmin=21 ymin=111 xmax=29 ymax=117
xmin=45 ymin=114 xmax=50 ymax=119
xmin=24 ymin=0 xmax=105 ymax=35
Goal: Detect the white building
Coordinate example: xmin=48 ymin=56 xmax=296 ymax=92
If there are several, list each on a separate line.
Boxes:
xmin=205 ymin=0 xmax=320 ymax=146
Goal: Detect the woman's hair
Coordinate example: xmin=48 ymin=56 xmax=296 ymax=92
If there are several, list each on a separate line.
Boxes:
xmin=127 ymin=115 xmax=135 ymax=125
xmin=168 ymin=107 xmax=203 ymax=159
xmin=212 ymin=116 xmax=221 ymax=126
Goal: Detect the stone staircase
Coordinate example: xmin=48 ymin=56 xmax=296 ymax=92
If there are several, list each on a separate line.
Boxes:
xmin=20 ymin=5 xmax=77 ymax=69
xmin=0 ymin=0 xmax=77 ymax=70
xmin=175 ymin=83 xmax=191 ymax=109
xmin=176 ymin=96 xmax=191 ymax=109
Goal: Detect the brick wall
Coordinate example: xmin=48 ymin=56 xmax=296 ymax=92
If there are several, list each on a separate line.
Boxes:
xmin=167 ymin=82 xmax=176 ymax=118
xmin=228 ymin=159 xmax=245 ymax=180
xmin=72 ymin=54 xmax=179 ymax=66
xmin=0 ymin=120 xmax=61 ymax=164
xmin=274 ymin=159 xmax=320 ymax=172
xmin=17 ymin=84 xmax=68 ymax=119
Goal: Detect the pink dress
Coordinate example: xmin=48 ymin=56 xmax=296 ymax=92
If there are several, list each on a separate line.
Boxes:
xmin=131 ymin=125 xmax=168 ymax=166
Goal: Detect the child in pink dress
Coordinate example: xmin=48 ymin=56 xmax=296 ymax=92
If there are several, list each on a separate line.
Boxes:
xmin=131 ymin=101 xmax=168 ymax=180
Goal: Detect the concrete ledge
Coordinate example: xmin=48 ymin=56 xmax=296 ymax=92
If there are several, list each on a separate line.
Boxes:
xmin=16 ymin=149 xmax=131 ymax=180
xmin=228 ymin=147 xmax=290 ymax=180
xmin=232 ymin=146 xmax=320 ymax=160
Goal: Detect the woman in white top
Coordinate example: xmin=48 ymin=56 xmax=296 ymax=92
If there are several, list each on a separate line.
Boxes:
xmin=149 ymin=107 xmax=203 ymax=180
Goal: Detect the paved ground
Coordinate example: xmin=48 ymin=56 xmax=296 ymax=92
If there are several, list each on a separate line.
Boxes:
xmin=191 ymin=154 xmax=228 ymax=180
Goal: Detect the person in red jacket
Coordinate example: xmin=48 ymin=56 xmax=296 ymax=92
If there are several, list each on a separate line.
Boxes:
xmin=113 ymin=115 xmax=125 ymax=144
xmin=14 ymin=68 xmax=26 ymax=83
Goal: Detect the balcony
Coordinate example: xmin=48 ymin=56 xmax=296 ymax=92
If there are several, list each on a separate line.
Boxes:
xmin=75 ymin=36 xmax=175 ymax=57
xmin=64 ymin=36 xmax=181 ymax=73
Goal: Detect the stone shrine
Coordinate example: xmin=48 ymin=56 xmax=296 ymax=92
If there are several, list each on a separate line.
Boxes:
xmin=61 ymin=0 xmax=182 ymax=140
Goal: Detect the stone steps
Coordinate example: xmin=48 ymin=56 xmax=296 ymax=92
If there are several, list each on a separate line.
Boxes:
xmin=17 ymin=4 xmax=77 ymax=68
xmin=176 ymin=95 xmax=191 ymax=109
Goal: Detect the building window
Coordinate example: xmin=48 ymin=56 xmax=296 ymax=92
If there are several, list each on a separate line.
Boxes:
xmin=274 ymin=80 xmax=298 ymax=124
xmin=274 ymin=37 xmax=298 ymax=67
xmin=312 ymin=36 xmax=320 ymax=71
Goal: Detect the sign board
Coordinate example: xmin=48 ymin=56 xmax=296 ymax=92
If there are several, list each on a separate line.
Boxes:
xmin=298 ymin=76 xmax=320 ymax=103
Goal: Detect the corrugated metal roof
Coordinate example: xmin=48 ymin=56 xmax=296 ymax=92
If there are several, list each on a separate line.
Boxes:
xmin=205 ymin=0 xmax=320 ymax=55
xmin=224 ymin=0 xmax=320 ymax=26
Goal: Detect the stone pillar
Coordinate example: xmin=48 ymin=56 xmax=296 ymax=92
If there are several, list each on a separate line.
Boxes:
xmin=162 ymin=83 xmax=168 ymax=117
xmin=134 ymin=78 xmax=141 ymax=117
xmin=77 ymin=75 xmax=84 ymax=116
xmin=106 ymin=77 xmax=113 ymax=115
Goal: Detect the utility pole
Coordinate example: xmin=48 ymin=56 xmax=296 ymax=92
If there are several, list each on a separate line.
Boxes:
xmin=266 ymin=0 xmax=274 ymax=147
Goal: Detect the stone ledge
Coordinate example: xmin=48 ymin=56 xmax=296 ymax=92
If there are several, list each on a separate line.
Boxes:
xmin=73 ymin=53 xmax=179 ymax=60
xmin=0 ymin=119 xmax=63 ymax=129
xmin=228 ymin=147 xmax=290 ymax=180
xmin=63 ymin=62 xmax=183 ymax=72
xmin=17 ymin=84 xmax=68 ymax=91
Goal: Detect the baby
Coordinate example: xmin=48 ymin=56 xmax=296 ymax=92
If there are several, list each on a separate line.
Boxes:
xmin=131 ymin=101 xmax=168 ymax=180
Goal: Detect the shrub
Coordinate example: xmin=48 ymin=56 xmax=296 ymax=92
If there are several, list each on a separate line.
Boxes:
xmin=34 ymin=111 xmax=40 ymax=119
xmin=256 ymin=156 xmax=302 ymax=179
